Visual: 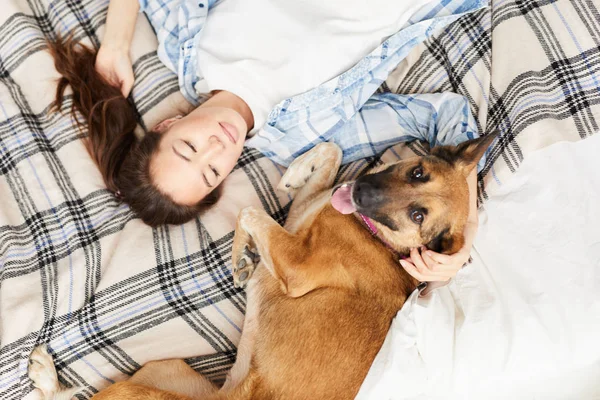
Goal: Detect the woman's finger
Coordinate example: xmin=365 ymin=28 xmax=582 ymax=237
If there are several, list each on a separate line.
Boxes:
xmin=425 ymin=250 xmax=452 ymax=265
xmin=400 ymin=260 xmax=450 ymax=282
xmin=400 ymin=260 xmax=428 ymax=281
xmin=120 ymin=67 xmax=135 ymax=97
xmin=409 ymin=248 xmax=428 ymax=273
xmin=121 ymin=78 xmax=133 ymax=97
xmin=421 ymin=250 xmax=439 ymax=270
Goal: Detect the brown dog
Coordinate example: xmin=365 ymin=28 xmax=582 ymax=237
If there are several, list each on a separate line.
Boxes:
xmin=28 ymin=134 xmax=495 ymax=400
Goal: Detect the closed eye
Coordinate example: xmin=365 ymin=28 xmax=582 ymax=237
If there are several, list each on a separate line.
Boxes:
xmin=202 ymin=174 xmax=213 ymax=188
xmin=210 ymin=165 xmax=220 ymax=178
xmin=173 ymin=146 xmax=190 ymax=162
xmin=184 ymin=140 xmax=197 ymax=153
xmin=202 ymin=174 xmax=212 ymax=187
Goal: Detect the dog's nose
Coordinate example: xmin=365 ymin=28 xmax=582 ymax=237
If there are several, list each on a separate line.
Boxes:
xmin=353 ymin=179 xmax=384 ymax=209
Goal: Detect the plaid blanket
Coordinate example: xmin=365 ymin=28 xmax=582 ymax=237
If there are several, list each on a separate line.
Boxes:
xmin=1 ymin=0 xmax=598 ymax=399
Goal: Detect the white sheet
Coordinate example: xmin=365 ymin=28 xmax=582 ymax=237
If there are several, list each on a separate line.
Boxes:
xmin=357 ymin=134 xmax=600 ymax=399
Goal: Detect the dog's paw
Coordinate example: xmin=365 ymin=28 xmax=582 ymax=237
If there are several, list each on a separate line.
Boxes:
xmin=28 ymin=345 xmax=59 ymax=399
xmin=232 ymin=208 xmax=262 ymax=289
xmin=233 ymin=245 xmax=260 ymax=289
xmin=278 ymin=142 xmax=341 ymax=194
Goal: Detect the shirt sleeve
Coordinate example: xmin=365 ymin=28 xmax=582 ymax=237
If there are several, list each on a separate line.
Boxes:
xmin=246 ymin=92 xmax=482 ymax=170
xmin=329 ymin=92 xmax=483 ymax=169
xmin=138 ymin=0 xmax=148 ymax=12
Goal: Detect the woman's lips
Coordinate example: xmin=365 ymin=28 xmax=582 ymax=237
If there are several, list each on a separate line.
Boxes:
xmin=219 ymin=122 xmax=239 ymax=144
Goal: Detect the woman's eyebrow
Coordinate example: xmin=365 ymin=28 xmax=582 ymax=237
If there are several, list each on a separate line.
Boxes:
xmin=172 ymin=145 xmax=190 ymax=161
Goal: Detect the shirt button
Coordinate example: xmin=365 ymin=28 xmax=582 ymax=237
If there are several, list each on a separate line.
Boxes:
xmin=198 ymin=3 xmax=204 ymax=7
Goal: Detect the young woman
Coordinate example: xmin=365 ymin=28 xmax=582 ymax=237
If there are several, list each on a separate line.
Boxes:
xmin=49 ymin=0 xmax=486 ymax=282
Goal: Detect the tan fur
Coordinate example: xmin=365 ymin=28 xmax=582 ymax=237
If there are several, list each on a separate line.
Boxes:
xmin=30 ymin=135 xmax=495 ymax=400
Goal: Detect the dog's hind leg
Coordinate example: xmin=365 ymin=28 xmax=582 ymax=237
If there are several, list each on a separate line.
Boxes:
xmin=221 ymin=277 xmax=259 ymax=392
xmin=278 ymin=142 xmax=342 ymax=215
xmin=28 ymin=345 xmax=81 ymax=400
xmin=129 ymin=359 xmax=218 ymax=398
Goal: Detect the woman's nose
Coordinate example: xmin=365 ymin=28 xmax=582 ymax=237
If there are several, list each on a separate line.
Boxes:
xmin=197 ymin=136 xmax=224 ymax=160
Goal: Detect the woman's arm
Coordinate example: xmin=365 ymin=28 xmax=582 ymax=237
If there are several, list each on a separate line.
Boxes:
xmin=96 ymin=0 xmax=140 ymax=97
xmin=400 ymin=169 xmax=479 ymax=282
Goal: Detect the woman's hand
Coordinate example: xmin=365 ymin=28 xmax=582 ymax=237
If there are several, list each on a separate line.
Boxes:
xmin=96 ymin=0 xmax=140 ymax=97
xmin=96 ymin=45 xmax=134 ymax=97
xmin=399 ymin=243 xmax=472 ymax=282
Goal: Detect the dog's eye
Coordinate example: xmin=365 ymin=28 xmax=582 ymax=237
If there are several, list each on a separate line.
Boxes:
xmin=410 ymin=210 xmax=424 ymax=225
xmin=411 ymin=166 xmax=424 ymax=179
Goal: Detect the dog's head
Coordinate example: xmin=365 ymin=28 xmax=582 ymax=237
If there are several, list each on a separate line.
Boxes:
xmin=333 ymin=134 xmax=496 ymax=255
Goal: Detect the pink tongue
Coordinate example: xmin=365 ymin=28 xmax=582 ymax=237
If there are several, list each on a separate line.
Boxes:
xmin=331 ymin=185 xmax=357 ymax=214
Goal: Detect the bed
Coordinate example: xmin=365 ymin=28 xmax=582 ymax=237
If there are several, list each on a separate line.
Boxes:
xmin=1 ymin=0 xmax=598 ymax=398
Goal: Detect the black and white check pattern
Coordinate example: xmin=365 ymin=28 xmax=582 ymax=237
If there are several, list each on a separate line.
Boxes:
xmin=0 ymin=0 xmax=598 ymax=399
xmin=386 ymin=0 xmax=600 ymax=200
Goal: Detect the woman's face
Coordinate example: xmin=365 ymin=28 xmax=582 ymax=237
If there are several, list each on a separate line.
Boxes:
xmin=150 ymin=106 xmax=248 ymax=205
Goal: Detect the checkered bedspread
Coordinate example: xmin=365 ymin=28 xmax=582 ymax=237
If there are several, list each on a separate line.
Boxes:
xmin=1 ymin=0 xmax=598 ymax=398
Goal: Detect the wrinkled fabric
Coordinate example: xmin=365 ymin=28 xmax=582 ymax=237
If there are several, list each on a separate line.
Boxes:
xmin=357 ymin=135 xmax=600 ymax=399
xmin=139 ymin=0 xmax=488 ymax=165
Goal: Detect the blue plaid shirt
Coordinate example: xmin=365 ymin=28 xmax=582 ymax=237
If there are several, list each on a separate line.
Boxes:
xmin=139 ymin=0 xmax=489 ymax=169
xmin=139 ymin=0 xmax=221 ymax=104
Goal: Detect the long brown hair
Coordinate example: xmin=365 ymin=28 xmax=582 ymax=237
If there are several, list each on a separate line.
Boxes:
xmin=47 ymin=35 xmax=219 ymax=226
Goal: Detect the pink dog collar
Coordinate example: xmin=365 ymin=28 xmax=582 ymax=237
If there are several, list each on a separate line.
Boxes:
xmin=358 ymin=214 xmax=407 ymax=260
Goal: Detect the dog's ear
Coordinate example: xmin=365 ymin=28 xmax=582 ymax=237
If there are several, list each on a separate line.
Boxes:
xmin=431 ymin=131 xmax=498 ymax=175
xmin=426 ymin=227 xmax=464 ymax=255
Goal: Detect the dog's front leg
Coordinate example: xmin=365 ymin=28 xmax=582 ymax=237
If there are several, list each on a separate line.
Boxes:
xmin=278 ymin=142 xmax=342 ymax=216
xmin=232 ymin=206 xmax=322 ymax=297
xmin=231 ymin=207 xmax=290 ymax=289
xmin=226 ymin=207 xmax=296 ymax=392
